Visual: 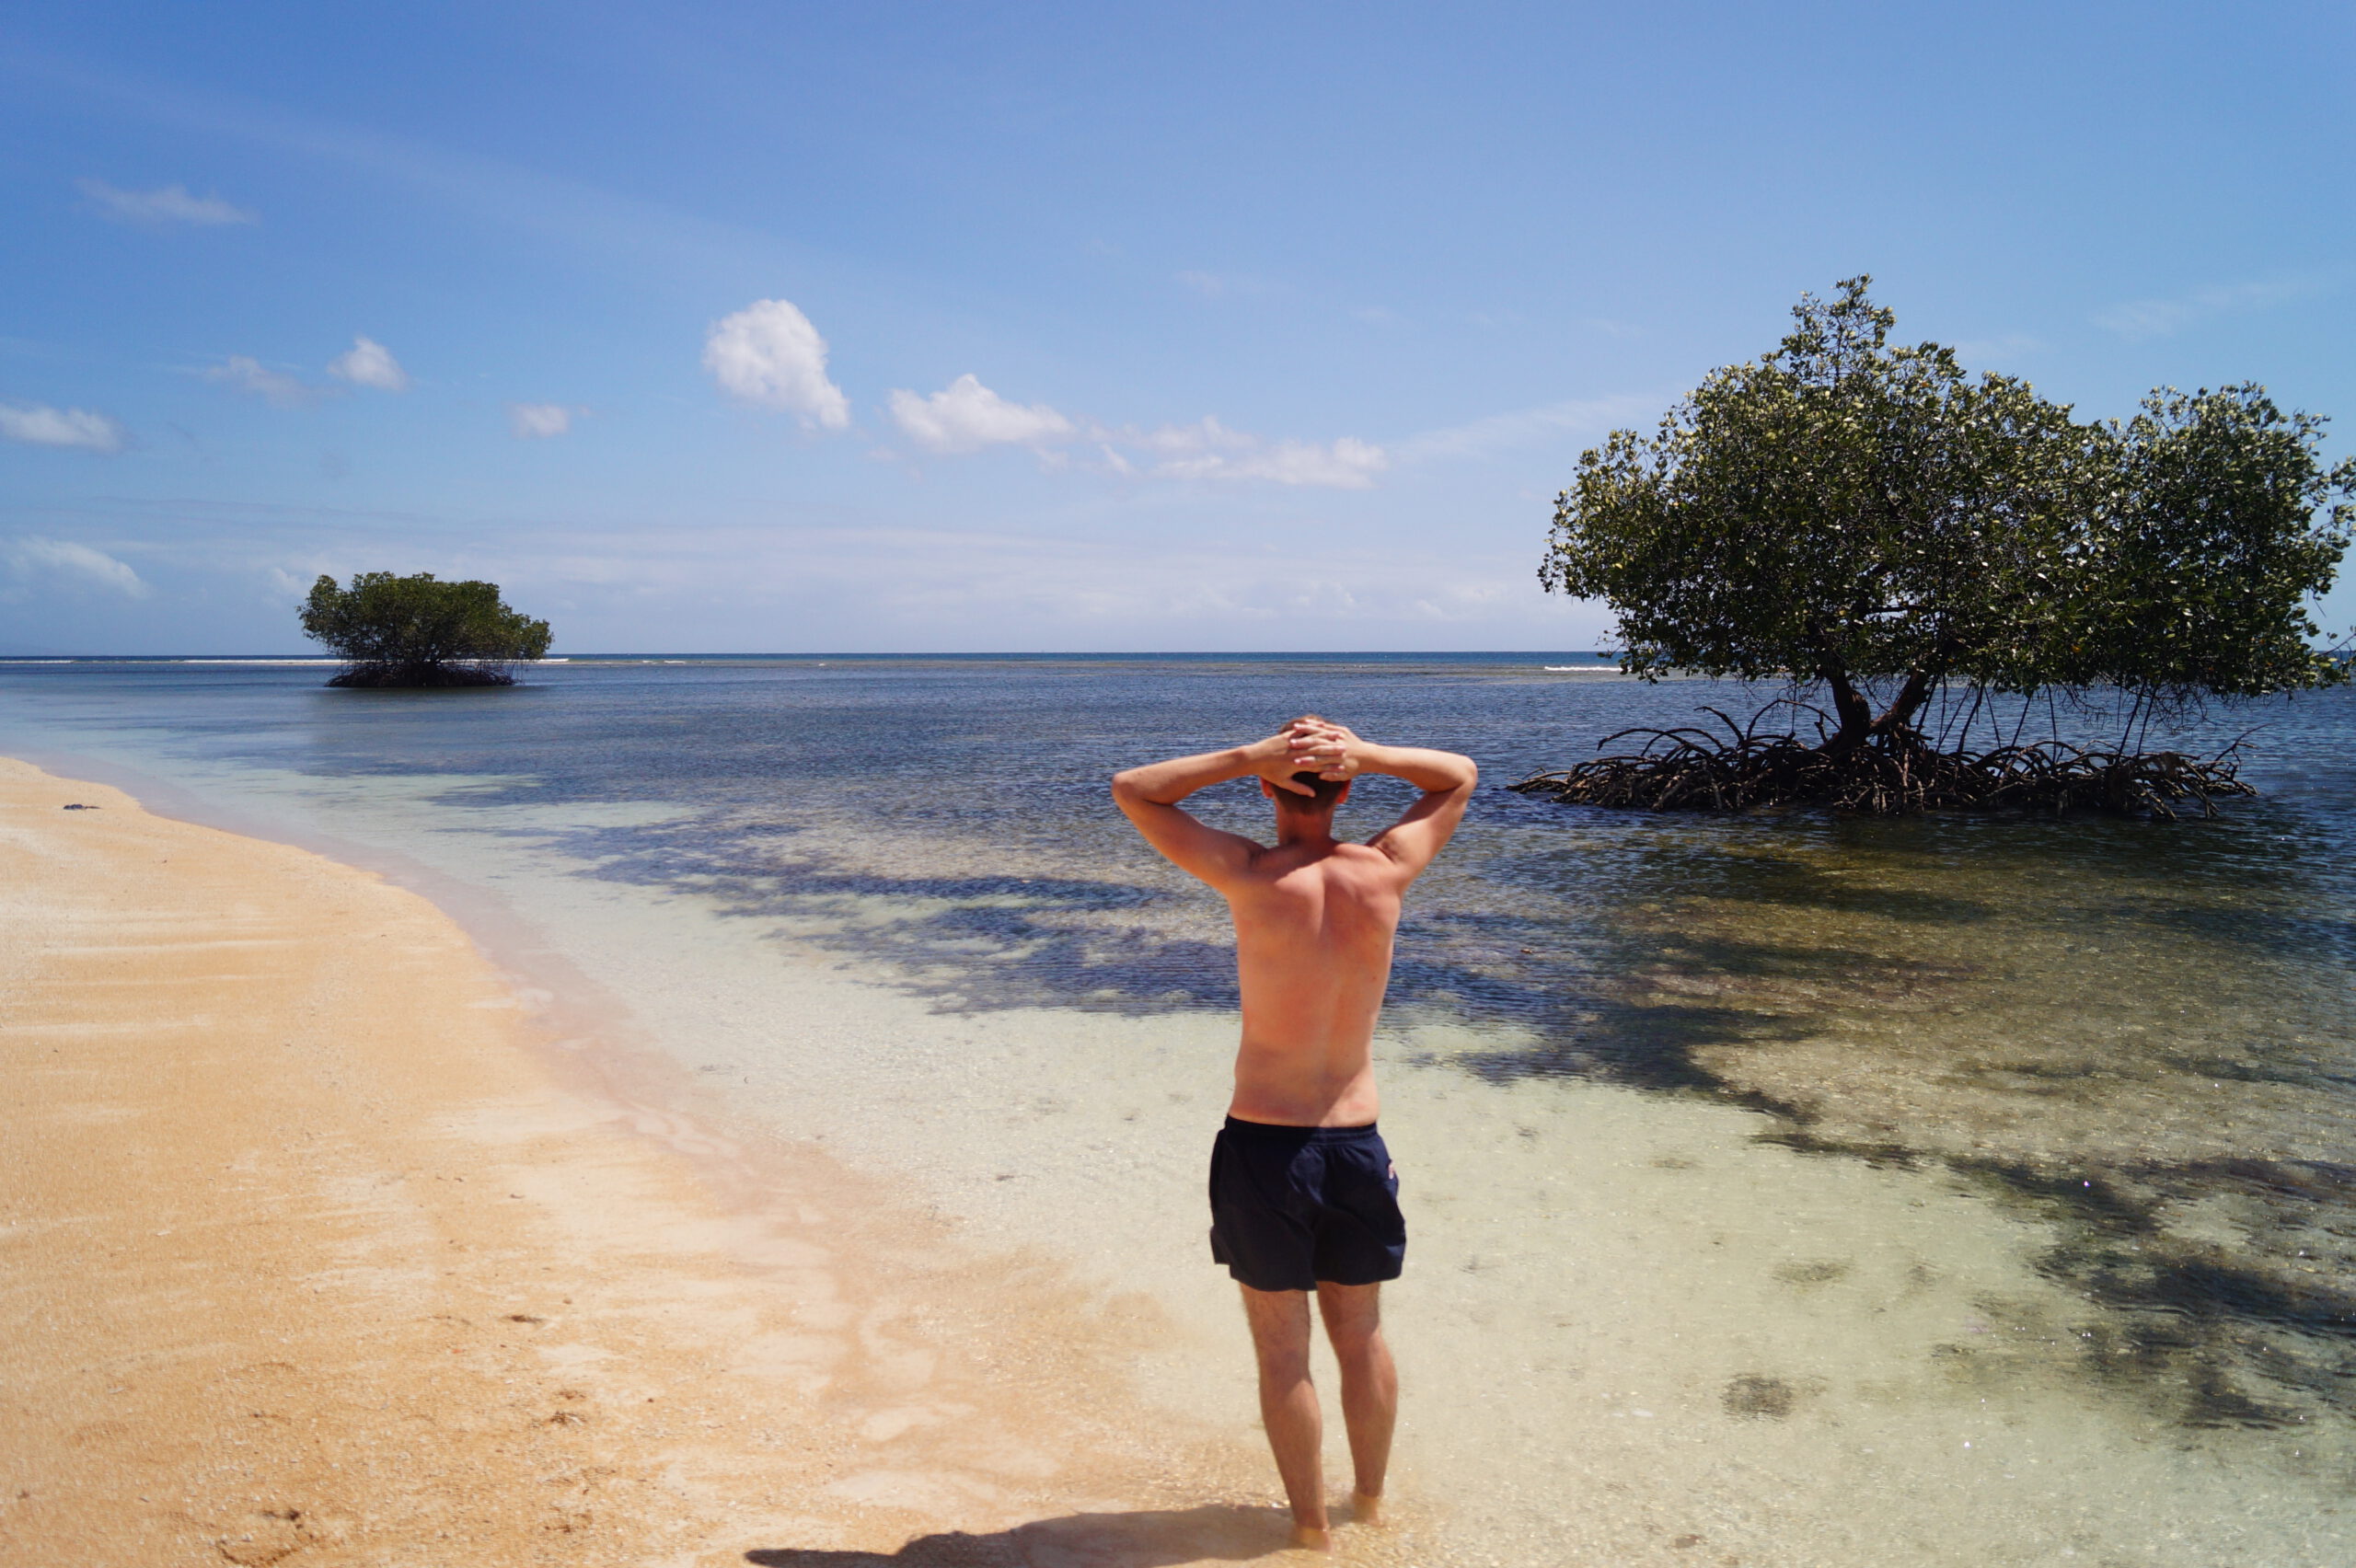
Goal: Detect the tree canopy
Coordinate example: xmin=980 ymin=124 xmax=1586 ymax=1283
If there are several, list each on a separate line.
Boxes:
xmin=299 ymin=571 xmax=552 ymax=687
xmin=1541 ymin=278 xmax=2353 ymax=759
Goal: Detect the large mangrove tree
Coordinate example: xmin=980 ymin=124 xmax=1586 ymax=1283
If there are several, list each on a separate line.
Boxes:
xmin=1523 ymin=278 xmax=2354 ymax=815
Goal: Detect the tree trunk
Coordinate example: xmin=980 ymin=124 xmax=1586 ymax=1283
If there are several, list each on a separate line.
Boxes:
xmin=1870 ymin=668 xmax=1937 ymax=739
xmin=1819 ymin=665 xmax=1875 ymax=755
xmin=1819 ymin=665 xmax=1934 ymax=756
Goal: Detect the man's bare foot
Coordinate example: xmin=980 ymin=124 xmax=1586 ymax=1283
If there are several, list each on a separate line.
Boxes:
xmin=1288 ymin=1522 xmax=1334 ymax=1552
xmin=1350 ymin=1489 xmax=1384 ymax=1527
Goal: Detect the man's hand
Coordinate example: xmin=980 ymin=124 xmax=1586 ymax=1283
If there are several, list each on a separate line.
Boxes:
xmin=1286 ymin=716 xmax=1364 ymax=782
xmin=1246 ymin=724 xmax=1332 ymax=796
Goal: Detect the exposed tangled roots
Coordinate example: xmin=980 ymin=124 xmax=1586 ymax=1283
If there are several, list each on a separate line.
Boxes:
xmin=327 ymin=661 xmax=518 ymax=688
xmin=1510 ymin=708 xmax=2254 ymax=819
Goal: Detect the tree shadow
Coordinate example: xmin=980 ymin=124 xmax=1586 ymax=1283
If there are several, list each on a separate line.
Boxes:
xmin=744 ymin=1502 xmax=1296 ymax=1566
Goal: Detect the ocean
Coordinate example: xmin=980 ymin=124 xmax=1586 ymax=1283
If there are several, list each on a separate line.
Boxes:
xmin=6 ymin=653 xmax=2351 ymax=1565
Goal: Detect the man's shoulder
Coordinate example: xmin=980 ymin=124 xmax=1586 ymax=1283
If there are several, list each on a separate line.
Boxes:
xmin=1224 ymin=841 xmax=1379 ymax=882
xmin=1267 ymin=842 xmax=1408 ymax=885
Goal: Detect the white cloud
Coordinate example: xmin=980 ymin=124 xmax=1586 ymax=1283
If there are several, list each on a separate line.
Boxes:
xmin=1116 ymin=416 xmax=1385 ymax=488
xmin=6 ymin=536 xmax=150 ymax=597
xmin=702 ymin=297 xmax=850 ymax=430
xmin=1392 ymin=395 xmax=1658 ymax=464
xmin=887 ymin=375 xmax=1074 ymax=455
xmin=1149 ymin=432 xmax=1389 ymax=489
xmin=0 ymin=402 xmax=127 ymax=452
xmin=202 ymin=355 xmax=321 ymax=408
xmin=78 ymin=178 xmax=255 ymax=226
xmin=2096 ymin=274 xmax=2336 ymax=342
xmin=508 ymin=402 xmax=575 ymax=439
xmin=875 ymin=383 xmax=1385 ymax=490
xmin=328 ymin=335 xmax=410 ymax=391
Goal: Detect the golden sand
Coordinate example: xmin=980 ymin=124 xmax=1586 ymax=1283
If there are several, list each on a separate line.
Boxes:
xmin=0 ymin=758 xmax=1391 ymax=1565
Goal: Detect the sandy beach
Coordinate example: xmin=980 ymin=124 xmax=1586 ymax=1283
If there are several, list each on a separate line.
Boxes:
xmin=0 ymin=756 xmax=1363 ymax=1567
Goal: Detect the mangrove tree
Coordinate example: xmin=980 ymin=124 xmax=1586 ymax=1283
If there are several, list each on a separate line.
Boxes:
xmin=1522 ymin=278 xmax=2353 ymax=815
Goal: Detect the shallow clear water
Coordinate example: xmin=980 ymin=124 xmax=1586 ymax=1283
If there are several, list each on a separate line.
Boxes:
xmin=7 ymin=654 xmax=2354 ymax=1552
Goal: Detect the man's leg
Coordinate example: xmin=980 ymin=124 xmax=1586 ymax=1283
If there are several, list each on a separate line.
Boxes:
xmin=1239 ymin=1284 xmax=1329 ymax=1547
xmin=1316 ymin=1282 xmax=1397 ymax=1522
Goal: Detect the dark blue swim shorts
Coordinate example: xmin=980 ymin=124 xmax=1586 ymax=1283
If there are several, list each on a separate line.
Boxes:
xmin=1207 ymin=1116 xmax=1405 ymax=1292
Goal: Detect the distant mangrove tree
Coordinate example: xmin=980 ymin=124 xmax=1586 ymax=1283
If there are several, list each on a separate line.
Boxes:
xmin=300 ymin=571 xmax=552 ymax=687
xmin=1520 ymin=277 xmax=2355 ymax=817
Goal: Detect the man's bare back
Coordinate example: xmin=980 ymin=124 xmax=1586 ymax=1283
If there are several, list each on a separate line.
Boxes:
xmin=1225 ymin=835 xmax=1402 ymax=1125
xmin=1111 ymin=715 xmax=1476 ymax=1124
xmin=1112 ymin=716 xmax=1476 ymax=1549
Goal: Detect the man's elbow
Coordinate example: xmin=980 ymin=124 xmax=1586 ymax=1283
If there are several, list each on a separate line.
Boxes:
xmin=1110 ymin=770 xmax=1143 ymax=804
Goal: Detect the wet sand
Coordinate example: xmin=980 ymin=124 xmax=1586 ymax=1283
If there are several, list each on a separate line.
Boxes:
xmin=0 ymin=758 xmax=1382 ymax=1566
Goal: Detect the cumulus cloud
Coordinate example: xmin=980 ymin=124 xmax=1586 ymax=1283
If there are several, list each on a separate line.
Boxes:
xmin=202 ymin=355 xmax=321 ymax=408
xmin=887 ymin=375 xmax=1075 ymax=454
xmin=0 ymin=403 xmax=127 ymax=453
xmin=702 ymin=298 xmax=850 ymax=430
xmin=328 ymin=335 xmax=410 ymax=391
xmin=2096 ymin=274 xmax=2334 ymax=342
xmin=78 ymin=179 xmax=255 ymax=226
xmin=877 ymin=377 xmax=1385 ymax=489
xmin=508 ymin=402 xmax=575 ymax=439
xmin=6 ymin=536 xmax=150 ymax=597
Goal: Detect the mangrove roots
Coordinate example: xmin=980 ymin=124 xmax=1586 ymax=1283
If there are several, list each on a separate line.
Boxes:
xmin=1510 ymin=708 xmax=2255 ymax=819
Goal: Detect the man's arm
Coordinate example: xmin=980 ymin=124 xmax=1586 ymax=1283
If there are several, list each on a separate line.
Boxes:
xmin=1111 ymin=727 xmax=1323 ymax=886
xmin=1293 ymin=721 xmax=1477 ymax=877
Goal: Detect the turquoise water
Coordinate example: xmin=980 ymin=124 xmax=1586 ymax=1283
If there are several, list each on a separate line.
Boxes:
xmin=6 ymin=654 xmax=2354 ymax=1557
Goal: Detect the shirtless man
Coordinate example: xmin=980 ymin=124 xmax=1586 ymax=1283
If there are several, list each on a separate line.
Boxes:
xmin=1111 ymin=716 xmax=1477 ymax=1551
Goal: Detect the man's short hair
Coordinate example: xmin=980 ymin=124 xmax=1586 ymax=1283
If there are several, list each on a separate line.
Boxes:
xmin=1276 ymin=771 xmax=1348 ymax=810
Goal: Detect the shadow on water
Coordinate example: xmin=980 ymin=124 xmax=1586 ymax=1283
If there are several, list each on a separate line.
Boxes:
xmin=568 ymin=819 xmax=1821 ymax=1094
xmin=560 ymin=810 xmax=1919 ymax=1088
xmin=742 ymin=1504 xmax=1294 ymax=1566
xmin=578 ymin=831 xmax=1245 ymax=1011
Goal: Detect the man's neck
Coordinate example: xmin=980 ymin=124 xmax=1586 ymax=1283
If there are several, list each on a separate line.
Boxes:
xmin=1273 ymin=816 xmax=1339 ymax=849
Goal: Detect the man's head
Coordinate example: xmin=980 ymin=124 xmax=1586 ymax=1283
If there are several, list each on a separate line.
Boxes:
xmin=1261 ymin=770 xmax=1350 ymax=814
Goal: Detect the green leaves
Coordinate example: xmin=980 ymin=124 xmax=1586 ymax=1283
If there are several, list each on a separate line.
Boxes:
xmin=299 ymin=571 xmax=552 ymax=681
xmin=2058 ymin=386 xmax=2351 ymax=700
xmin=1542 ymin=280 xmax=2352 ymax=744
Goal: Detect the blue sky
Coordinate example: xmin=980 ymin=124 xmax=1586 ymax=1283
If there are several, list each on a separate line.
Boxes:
xmin=4 ymin=2 xmax=2350 ymax=653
